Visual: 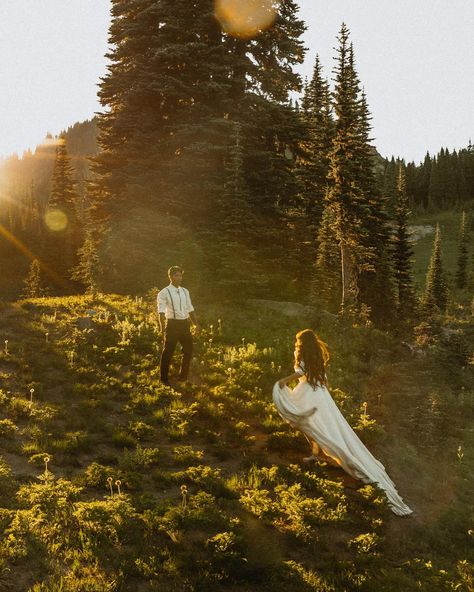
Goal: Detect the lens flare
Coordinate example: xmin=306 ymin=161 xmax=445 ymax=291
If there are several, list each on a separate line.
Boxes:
xmin=45 ymin=208 xmax=68 ymax=232
xmin=215 ymin=0 xmax=280 ymax=39
xmin=0 ymin=223 xmax=64 ymax=286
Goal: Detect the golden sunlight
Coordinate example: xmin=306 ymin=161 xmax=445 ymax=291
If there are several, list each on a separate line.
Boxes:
xmin=215 ymin=0 xmax=280 ymax=38
xmin=0 ymin=222 xmax=63 ymax=286
xmin=44 ymin=209 xmax=68 ymax=232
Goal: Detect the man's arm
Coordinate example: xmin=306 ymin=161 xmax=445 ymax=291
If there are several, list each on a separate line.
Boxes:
xmin=159 ymin=312 xmax=166 ymax=334
xmin=189 ymin=310 xmax=199 ymax=329
xmin=186 ymin=290 xmax=199 ymax=330
xmin=157 ymin=290 xmax=167 ymax=334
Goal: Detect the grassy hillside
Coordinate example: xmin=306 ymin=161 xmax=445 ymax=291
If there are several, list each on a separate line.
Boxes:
xmin=0 ymin=294 xmax=472 ymax=591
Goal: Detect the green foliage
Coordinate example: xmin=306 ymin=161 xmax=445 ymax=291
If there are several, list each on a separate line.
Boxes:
xmin=0 ymin=294 xmax=472 ymax=591
xmin=70 ymin=229 xmax=101 ymax=294
xmin=22 ymin=260 xmax=48 ymax=299
xmin=348 ymin=532 xmax=381 ymax=556
xmin=90 ymin=0 xmax=306 ymax=295
xmin=173 ymin=446 xmax=204 ymax=466
xmin=282 ymin=560 xmax=337 ymax=592
xmin=456 ymin=211 xmax=469 ymax=289
xmin=0 ymin=418 xmax=18 ymax=438
xmin=80 ymin=463 xmax=115 ymax=490
xmin=117 ymin=445 xmax=160 ymax=472
xmin=424 ymin=224 xmax=449 ymax=313
xmin=392 ymin=164 xmax=416 ymax=316
xmin=45 ymin=139 xmax=82 ymax=291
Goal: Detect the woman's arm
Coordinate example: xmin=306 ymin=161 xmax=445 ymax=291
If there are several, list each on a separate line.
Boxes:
xmin=278 ymin=371 xmax=303 ymax=389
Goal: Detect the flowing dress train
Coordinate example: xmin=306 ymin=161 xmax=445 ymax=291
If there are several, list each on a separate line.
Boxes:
xmin=272 ymin=379 xmax=413 ymax=516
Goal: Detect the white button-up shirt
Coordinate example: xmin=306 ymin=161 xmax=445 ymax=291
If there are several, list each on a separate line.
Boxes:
xmin=157 ymin=284 xmax=194 ymax=320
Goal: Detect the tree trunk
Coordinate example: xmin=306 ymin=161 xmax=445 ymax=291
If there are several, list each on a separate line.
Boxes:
xmin=340 ymin=239 xmax=359 ymax=315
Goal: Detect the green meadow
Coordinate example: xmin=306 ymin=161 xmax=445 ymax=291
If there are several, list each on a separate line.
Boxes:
xmin=0 ymin=291 xmax=472 ymax=591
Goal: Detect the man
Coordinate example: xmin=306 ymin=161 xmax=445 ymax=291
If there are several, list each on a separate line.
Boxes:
xmin=157 ymin=266 xmax=198 ymax=385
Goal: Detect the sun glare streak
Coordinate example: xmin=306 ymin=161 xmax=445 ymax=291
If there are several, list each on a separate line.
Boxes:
xmin=215 ymin=0 xmax=280 ymax=38
xmin=0 ymin=223 xmax=65 ymax=287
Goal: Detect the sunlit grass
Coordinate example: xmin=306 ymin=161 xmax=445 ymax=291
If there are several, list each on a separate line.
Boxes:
xmin=0 ymin=293 xmax=471 ymax=590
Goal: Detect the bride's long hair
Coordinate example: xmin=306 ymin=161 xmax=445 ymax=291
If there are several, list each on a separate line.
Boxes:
xmin=295 ymin=329 xmax=329 ymax=389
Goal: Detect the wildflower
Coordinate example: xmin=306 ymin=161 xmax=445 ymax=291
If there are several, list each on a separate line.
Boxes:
xmin=107 ymin=476 xmax=114 ymax=497
xmin=181 ymin=484 xmax=188 ymax=509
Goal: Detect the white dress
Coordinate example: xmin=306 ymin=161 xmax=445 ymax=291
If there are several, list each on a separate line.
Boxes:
xmin=273 ymin=361 xmax=412 ymax=516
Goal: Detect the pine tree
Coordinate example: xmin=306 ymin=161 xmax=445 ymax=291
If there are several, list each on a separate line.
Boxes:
xmin=404 ymin=161 xmax=417 ymax=208
xmin=313 ymin=197 xmax=341 ymax=312
xmin=424 ymin=224 xmax=448 ymax=313
xmin=296 ymin=55 xmax=334 ymax=300
xmin=393 ymin=164 xmax=416 ymax=314
xmin=46 ymin=138 xmax=81 ymax=288
xmin=356 ymin=87 xmax=396 ymax=325
xmin=71 ymin=229 xmax=101 ymax=294
xmin=453 ymin=152 xmax=469 ymax=204
xmin=324 ymin=24 xmax=393 ymax=319
xmin=419 ymin=152 xmax=432 ymax=209
xmin=299 ymin=55 xmax=333 ymax=227
xmin=455 ymin=211 xmax=469 ymax=289
xmin=92 ymin=0 xmax=306 ymax=292
xmin=225 ymin=1 xmax=306 ymax=215
xmin=428 ymin=156 xmax=442 ymax=209
xmin=209 ymin=121 xmax=262 ymax=296
xmin=460 ymin=141 xmax=474 ymax=199
xmin=324 ymin=24 xmax=368 ymax=315
xmin=49 ymin=139 xmax=79 ymax=213
xmin=382 ymin=157 xmax=398 ymax=215
xmin=22 ymin=259 xmax=46 ymax=298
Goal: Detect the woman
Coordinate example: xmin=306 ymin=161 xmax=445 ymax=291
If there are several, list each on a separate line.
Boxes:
xmin=273 ymin=329 xmax=412 ymax=517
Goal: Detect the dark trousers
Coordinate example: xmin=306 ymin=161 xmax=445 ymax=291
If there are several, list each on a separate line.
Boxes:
xmin=160 ymin=319 xmax=193 ymax=381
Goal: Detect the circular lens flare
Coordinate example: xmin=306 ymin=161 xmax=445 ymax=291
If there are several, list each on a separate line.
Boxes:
xmin=215 ymin=0 xmax=280 ymax=39
xmin=45 ymin=209 xmax=68 ymax=232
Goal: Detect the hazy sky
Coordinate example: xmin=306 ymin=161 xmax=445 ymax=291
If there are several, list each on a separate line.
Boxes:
xmin=0 ymin=0 xmax=473 ymax=163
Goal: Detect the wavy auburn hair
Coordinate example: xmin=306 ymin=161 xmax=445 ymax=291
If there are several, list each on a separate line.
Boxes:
xmin=295 ymin=329 xmax=330 ymax=389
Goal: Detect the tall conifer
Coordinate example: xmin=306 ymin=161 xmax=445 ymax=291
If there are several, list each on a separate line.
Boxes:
xmin=313 ymin=198 xmax=341 ymax=312
xmin=324 ymin=24 xmax=368 ymax=315
xmin=299 ymin=55 xmax=333 ymax=227
xmin=92 ymin=0 xmax=306 ymax=291
xmin=356 ymin=88 xmax=396 ymax=325
xmin=211 ymin=122 xmax=262 ymax=296
xmin=455 ymin=211 xmax=469 ymax=289
xmin=424 ymin=224 xmax=448 ymax=313
xmin=22 ymin=259 xmax=47 ymax=298
xmin=393 ymin=164 xmax=415 ymax=314
xmin=71 ymin=229 xmax=101 ymax=295
xmin=46 ymin=138 xmax=81 ymax=289
xmin=325 ymin=24 xmax=393 ymax=319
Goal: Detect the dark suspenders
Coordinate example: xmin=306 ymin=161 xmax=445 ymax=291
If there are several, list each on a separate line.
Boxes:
xmin=166 ymin=287 xmax=186 ymax=319
xmin=166 ymin=288 xmax=176 ymax=319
